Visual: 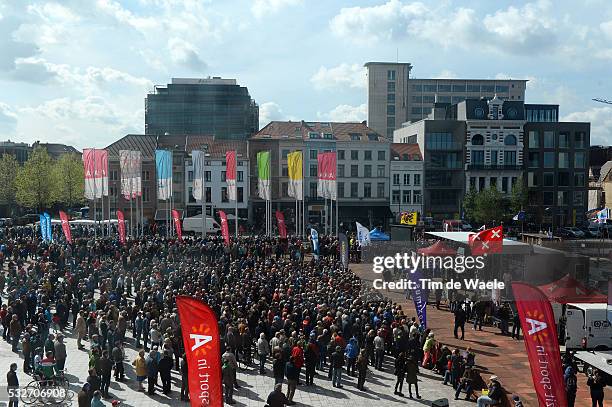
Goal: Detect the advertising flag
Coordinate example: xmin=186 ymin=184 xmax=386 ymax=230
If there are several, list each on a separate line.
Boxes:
xmin=257 ymin=151 xmax=271 ymax=200
xmin=287 ymin=151 xmax=303 ymax=201
xmin=356 ymin=222 xmax=371 ymax=247
xmin=172 ymin=209 xmax=183 ymax=241
xmin=83 ymin=149 xmax=109 ymax=199
xmin=310 ymin=228 xmax=319 ymax=258
xmin=400 ymin=212 xmax=418 ymax=225
xmin=120 ymin=150 xmax=142 ymax=199
xmin=133 ymin=150 xmax=142 ymax=198
xmin=408 ymin=267 xmax=428 ymax=328
xmin=276 ymin=211 xmax=287 ymax=238
xmin=339 ymin=232 xmax=349 ymax=269
xmin=117 ymin=210 xmax=126 ymax=245
xmin=155 ymin=150 xmax=173 ymax=200
xmin=44 ymin=212 xmax=52 ymax=242
xmin=597 ymin=208 xmax=609 ymax=223
xmin=176 ymin=296 xmax=223 ymax=407
xmin=59 ymin=211 xmax=72 ymax=244
xmin=192 ymin=150 xmax=205 ymax=201
xmin=317 ymin=152 xmax=337 ymax=200
xmin=469 ymin=225 xmax=503 ymax=255
xmin=512 ymin=211 xmax=526 ymax=221
xmin=219 ymin=211 xmax=230 ymax=246
xmin=225 ymin=151 xmax=237 ymax=201
xmin=512 ymin=283 xmax=567 ymax=407
xmin=39 ymin=214 xmax=47 ymax=241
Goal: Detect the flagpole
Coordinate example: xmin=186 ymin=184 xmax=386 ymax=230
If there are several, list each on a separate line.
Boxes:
xmin=235 ymin=150 xmax=238 ymax=239
xmin=302 ymin=149 xmax=306 ymax=238
xmin=92 ymin=148 xmax=97 ymax=238
xmin=201 ymin=157 xmax=205 ymax=240
xmin=335 ymin=153 xmax=339 ymax=237
xmin=101 ymin=178 xmax=105 ymax=237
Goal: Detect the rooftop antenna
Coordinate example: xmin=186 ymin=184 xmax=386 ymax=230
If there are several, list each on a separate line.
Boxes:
xmin=396 ymin=48 xmax=399 ymax=63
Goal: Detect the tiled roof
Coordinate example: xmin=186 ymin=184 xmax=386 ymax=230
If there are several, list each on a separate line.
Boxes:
xmin=35 ymin=143 xmax=81 ymax=155
xmin=252 ymin=121 xmax=388 ymax=142
xmin=391 ymin=143 xmax=422 ymax=161
xmin=106 ymin=135 xmax=157 ymax=158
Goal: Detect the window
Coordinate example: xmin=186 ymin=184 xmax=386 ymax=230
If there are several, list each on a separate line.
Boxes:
xmin=543 ymin=191 xmax=554 ymax=205
xmin=350 ymin=182 xmax=358 ymax=198
xmin=402 ymin=190 xmax=410 ymax=204
xmin=221 ymin=171 xmax=226 ymax=182
xmin=544 ymin=131 xmax=555 ymax=148
xmin=490 ymin=177 xmax=497 ymax=188
xmin=472 ymin=151 xmax=484 ymax=164
xmin=471 ymin=134 xmax=484 ymax=145
xmin=430 ymin=190 xmax=457 ymax=205
xmin=543 ymin=172 xmax=554 ymax=186
xmin=504 ymin=151 xmax=516 ymax=166
xmin=412 ymin=84 xmax=422 ymax=92
xmin=387 ymin=82 xmax=395 ymax=92
xmin=377 ymin=165 xmax=385 ymax=177
xmin=378 ymin=150 xmax=386 ymax=160
xmin=411 ymin=107 xmax=422 ymax=115
xmin=502 ymin=177 xmax=509 ymax=193
xmin=387 ymin=93 xmax=395 ymax=103
xmin=479 ymin=177 xmax=486 ymax=190
xmin=309 ymin=164 xmax=317 ymax=177
xmin=452 ymin=84 xmax=466 ymax=92
xmin=559 ymin=133 xmax=569 ymax=148
xmin=309 ymin=182 xmax=317 ymax=197
xmin=337 ymin=150 xmax=345 ymax=160
xmin=438 ymin=95 xmax=451 ymax=103
xmin=221 ymin=187 xmax=228 ymax=202
xmin=451 ymin=96 xmax=465 ymax=104
xmin=528 ymin=172 xmax=539 ymax=187
xmin=528 ymin=152 xmax=539 ymax=168
xmin=470 ymin=177 xmax=476 ymax=190
xmin=310 ymin=150 xmax=318 ymax=159
xmin=364 ymin=165 xmax=372 ymax=177
xmin=205 ymin=171 xmax=211 ymax=182
xmin=413 ymin=190 xmax=422 ymax=204
xmin=528 ymin=131 xmax=540 ymax=148
xmin=392 ymin=190 xmax=400 ymax=204
xmin=574 ymin=152 xmax=585 ymax=168
xmin=364 ymin=151 xmax=372 ymax=160
xmin=574 ymin=173 xmax=585 ymax=187
xmin=364 ymin=183 xmax=371 ymax=198
xmin=543 ymin=152 xmax=555 ymax=168
xmin=387 ymin=70 xmax=396 ymax=80
xmin=377 ymin=182 xmax=385 ymax=198
xmin=426 ymin=132 xmax=458 ymax=150
xmin=387 ymin=105 xmax=395 ymax=115
xmin=143 ymin=170 xmax=150 ymax=181
xmin=558 ymin=172 xmax=570 ymax=187
xmin=337 ymin=182 xmax=344 ymax=198
xmin=438 ymin=84 xmax=451 ymax=92
xmin=422 ymin=95 xmax=435 ymax=103
xmin=495 ymin=85 xmax=509 ymax=93
xmin=282 ymin=166 xmax=288 ymax=177
xmin=575 ymin=132 xmax=586 ymax=148
xmin=490 ymin=150 xmax=498 ymax=165
xmin=558 ymin=191 xmax=568 ymax=206
xmin=350 ymin=150 xmax=359 ymax=160
xmin=110 ymin=170 xmax=118 ymax=181
xmin=404 ymin=174 xmax=410 ymax=185
xmin=238 ymin=187 xmax=244 ymax=203
xmin=308 ymin=132 xmax=319 ymax=139
xmin=351 ymin=165 xmax=358 ymax=177
xmin=237 ymin=171 xmax=243 ymax=182
xmin=387 ymin=116 xmax=395 ymax=127
xmin=504 ymin=134 xmax=517 ymax=146
xmin=467 ymin=84 xmax=480 ymax=92
xmin=558 ymin=152 xmax=569 ymax=168
xmin=282 ymin=149 xmax=290 ymax=159
xmin=393 ymin=174 xmax=400 ymax=185
xmin=423 ymin=84 xmax=437 ymax=92
xmin=573 ymin=191 xmax=584 ymax=206
xmin=414 ymin=174 xmax=421 ymax=186
xmin=143 ymin=187 xmax=150 ymax=203
xmin=481 ymin=85 xmax=494 ymax=92
xmin=430 ymin=152 xmax=461 ymax=168
xmin=337 ymin=164 xmax=344 ymax=178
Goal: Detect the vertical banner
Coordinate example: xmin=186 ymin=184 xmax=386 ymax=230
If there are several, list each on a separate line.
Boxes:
xmin=276 ymin=211 xmax=287 ymax=238
xmin=119 ymin=150 xmax=132 ymax=200
xmin=39 ymin=214 xmax=47 ymax=242
xmin=408 ymin=267 xmax=428 ymax=328
xmin=176 ymin=296 xmax=222 ymax=407
xmin=219 ymin=211 xmax=230 ymax=246
xmin=117 ymin=210 xmax=126 ymax=245
xmin=512 ymin=283 xmax=567 ymax=407
xmin=310 ymin=228 xmax=319 ymax=258
xmin=82 ymin=149 xmax=96 ymax=200
xmin=339 ymin=232 xmax=349 ymax=270
xmin=96 ymin=150 xmax=109 ymax=197
xmin=132 ymin=151 xmax=142 ymax=198
xmin=192 ymin=150 xmax=205 ymax=201
xmin=317 ymin=152 xmax=337 ymax=200
xmin=225 ymin=151 xmax=237 ymax=201
xmin=59 ymin=211 xmax=72 ymax=244
xmin=172 ymin=209 xmax=183 ymax=241
xmin=155 ymin=150 xmax=173 ymax=200
xmin=44 ymin=212 xmax=52 ymax=242
xmin=82 ymin=149 xmax=108 ymax=199
xmin=287 ymin=151 xmax=303 ymax=200
xmin=257 ymin=151 xmax=271 ymax=200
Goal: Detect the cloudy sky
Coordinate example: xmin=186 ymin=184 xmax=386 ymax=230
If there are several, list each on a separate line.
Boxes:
xmin=1 ymin=0 xmax=611 ymax=149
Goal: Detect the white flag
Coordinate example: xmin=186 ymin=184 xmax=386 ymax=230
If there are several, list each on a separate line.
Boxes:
xmin=356 ymin=222 xmax=371 ymax=247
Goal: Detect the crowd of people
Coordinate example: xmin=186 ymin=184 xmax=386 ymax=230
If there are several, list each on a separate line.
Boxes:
xmin=0 ymin=224 xmax=605 ymax=407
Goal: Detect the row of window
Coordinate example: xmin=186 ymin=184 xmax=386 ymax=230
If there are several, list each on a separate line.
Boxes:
xmin=187 ymin=187 xmax=245 ymax=203
xmin=470 ymin=150 xmax=517 ymax=165
xmin=529 ymin=190 xmax=584 ymax=206
xmin=110 ymin=170 xmax=151 ymax=181
xmin=425 ymin=133 xmax=462 ymax=150
xmin=187 ymin=170 xmax=245 ymax=183
xmin=392 ymin=173 xmax=422 ymax=186
xmin=525 ymin=109 xmax=557 ymax=123
xmin=391 ymin=189 xmax=423 ymax=205
xmin=528 ymin=172 xmax=586 ymax=188
xmin=527 ymin=151 xmax=586 ymax=169
xmin=411 ymin=84 xmax=511 ymax=93
xmin=469 ymin=177 xmax=519 ymax=193
xmin=300 ymin=164 xmax=387 ymax=178
xmin=471 ymin=134 xmax=517 ymax=146
xmin=527 ymin=130 xmax=587 ymax=148
xmin=300 ymin=182 xmax=386 ymax=199
xmin=284 ymin=149 xmax=387 ymax=161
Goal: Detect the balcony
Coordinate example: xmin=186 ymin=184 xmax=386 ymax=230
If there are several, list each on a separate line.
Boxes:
xmin=467 ymin=164 xmax=522 ymax=171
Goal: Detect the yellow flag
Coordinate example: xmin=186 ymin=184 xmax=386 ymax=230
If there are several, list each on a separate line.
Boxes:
xmin=287 ymin=151 xmax=303 ymax=201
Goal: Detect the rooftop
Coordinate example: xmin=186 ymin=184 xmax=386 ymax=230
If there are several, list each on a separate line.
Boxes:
xmin=171 ymin=77 xmax=237 ymax=85
xmin=253 ymin=121 xmax=388 ymax=142
xmin=390 ymin=143 xmax=422 ymax=161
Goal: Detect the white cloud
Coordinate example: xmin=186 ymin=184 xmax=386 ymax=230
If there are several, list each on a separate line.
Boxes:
xmin=318 ymin=104 xmax=367 ymax=122
xmin=0 ymin=102 xmax=18 ymax=134
xmin=563 ymin=106 xmax=612 ymax=146
xmin=252 ymin=0 xmax=302 ymax=19
xmin=310 ymin=63 xmax=365 ymax=90
xmin=434 ymin=69 xmax=458 ymax=79
xmin=167 ymin=38 xmax=207 ymax=71
xmin=95 ymin=0 xmax=157 ymax=33
xmin=600 ymin=20 xmax=612 ymax=39
xmin=259 ymin=102 xmax=287 ymax=127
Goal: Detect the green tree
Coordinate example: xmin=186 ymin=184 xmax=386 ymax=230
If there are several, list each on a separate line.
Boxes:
xmin=0 ymin=154 xmax=18 ymax=215
xmin=15 ymin=147 xmax=56 ymax=211
xmin=53 ymin=152 xmax=84 ymax=208
xmin=510 ymin=178 xmax=528 ymax=215
xmin=462 ymin=187 xmax=478 ymax=222
xmin=473 ymin=186 xmax=504 ymax=225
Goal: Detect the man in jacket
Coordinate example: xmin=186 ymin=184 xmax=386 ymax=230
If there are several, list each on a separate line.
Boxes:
xmin=145 ymin=350 xmax=159 ymax=395
xmin=54 ymin=334 xmax=67 ymax=371
xmin=96 ymin=351 xmax=113 ymax=398
xmin=284 ymin=356 xmax=299 ymax=405
xmin=344 ymin=337 xmax=359 ymax=376
xmin=158 ymin=351 xmax=173 ymax=395
xmin=331 ymin=346 xmax=345 ymax=388
xmin=76 ymin=312 xmax=87 ymax=349
xmin=477 ymin=375 xmax=503 ymax=407
xmin=257 ymin=333 xmax=270 ymax=374
xmin=222 ymin=358 xmax=236 ymax=405
xmin=373 ymin=330 xmax=385 ymax=370
xmin=266 ymin=383 xmax=288 ymax=407
xmin=7 ymin=363 xmax=18 ymax=407
xmin=111 ymin=341 xmax=125 ymax=381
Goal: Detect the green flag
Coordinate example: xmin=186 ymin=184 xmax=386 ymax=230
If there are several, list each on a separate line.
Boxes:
xmin=257 ymin=151 xmax=271 ymax=200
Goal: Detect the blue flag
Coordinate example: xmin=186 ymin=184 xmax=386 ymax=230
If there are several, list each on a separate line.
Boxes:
xmin=408 ymin=269 xmax=428 ymax=329
xmin=44 ymin=212 xmax=52 ymax=242
xmin=155 ymin=150 xmax=173 ymax=201
xmin=310 ymin=228 xmax=319 ymax=258
xmin=39 ymin=214 xmax=47 ymax=241
xmin=512 ymin=211 xmax=526 ymax=221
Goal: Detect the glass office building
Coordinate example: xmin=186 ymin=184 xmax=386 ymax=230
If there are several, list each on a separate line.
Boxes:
xmin=145 ymin=78 xmax=259 ymax=140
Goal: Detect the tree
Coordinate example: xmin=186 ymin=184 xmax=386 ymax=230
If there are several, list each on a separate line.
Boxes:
xmin=0 ymin=154 xmax=18 ymax=215
xmin=15 ymin=147 xmax=56 ymax=211
xmin=473 ymin=187 xmax=504 ymax=225
xmin=510 ymin=178 xmax=528 ymax=215
xmin=462 ymin=187 xmax=478 ymax=222
xmin=53 ymin=153 xmax=84 ymax=208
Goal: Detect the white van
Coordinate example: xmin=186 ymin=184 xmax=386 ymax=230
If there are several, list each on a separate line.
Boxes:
xmin=565 ymin=303 xmax=612 ymax=350
xmin=182 ymin=215 xmax=221 ymax=235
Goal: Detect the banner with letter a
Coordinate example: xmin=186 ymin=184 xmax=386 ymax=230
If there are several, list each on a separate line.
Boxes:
xmin=176 ymin=296 xmax=222 ymax=407
xmin=512 ymin=282 xmax=567 ymax=407
xmin=276 ymin=210 xmax=287 ymax=238
xmin=225 ymin=151 xmax=237 ymax=201
xmin=59 ymin=211 xmax=72 ymax=244
xmin=219 ymin=211 xmax=230 ymax=246
xmin=172 ymin=209 xmax=183 ymax=241
xmin=117 ymin=210 xmax=126 ymax=245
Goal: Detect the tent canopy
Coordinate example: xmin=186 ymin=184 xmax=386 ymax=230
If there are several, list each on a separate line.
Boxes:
xmin=417 ymin=240 xmax=457 ymax=256
xmin=538 ymin=274 xmax=607 ymax=304
xmin=369 ymin=227 xmax=390 ymax=241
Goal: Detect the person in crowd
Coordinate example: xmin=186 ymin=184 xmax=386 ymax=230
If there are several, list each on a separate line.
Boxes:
xmin=266 ymin=383 xmax=288 ymax=407
xmin=257 ymin=332 xmax=270 ymax=375
xmin=7 ymin=363 xmax=18 ymax=407
xmin=96 ymin=351 xmax=113 ymax=398
xmin=356 ymin=349 xmax=369 ymax=391
xmin=454 ymin=304 xmax=466 ymax=340
xmin=564 ymin=366 xmax=577 ymax=407
xmin=405 ymin=352 xmax=421 ymax=399
xmin=393 ymin=351 xmax=406 ymax=397
xmin=90 ymin=390 xmax=105 ymax=407
xmin=222 ymin=357 xmax=235 ymax=405
xmin=158 ymin=351 xmax=173 ymax=395
xmin=284 ymin=356 xmax=299 ymax=405
xmin=587 ymin=369 xmax=606 ymax=407
xmin=344 ymin=336 xmax=359 ymax=377
xmin=132 ymin=350 xmax=147 ymax=392
xmin=476 ymin=375 xmax=503 ymax=407
xmin=455 ymin=365 xmax=475 ymax=400
xmin=145 ymin=350 xmax=158 ymax=395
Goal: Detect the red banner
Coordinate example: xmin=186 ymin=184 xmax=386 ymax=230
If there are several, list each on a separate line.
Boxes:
xmin=225 ymin=151 xmax=236 ymax=201
xmin=59 ymin=211 xmax=72 ymax=244
xmin=276 ymin=210 xmax=287 ymax=238
xmin=172 ymin=209 xmax=183 ymax=241
xmin=219 ymin=211 xmax=230 ymax=246
xmin=176 ymin=296 xmax=222 ymax=407
xmin=117 ymin=210 xmax=126 ymax=245
xmin=512 ymin=283 xmax=567 ymax=407
xmin=469 ymin=226 xmax=503 ymax=255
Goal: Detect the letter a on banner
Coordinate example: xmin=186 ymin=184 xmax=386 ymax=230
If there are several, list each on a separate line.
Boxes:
xmin=176 ymin=296 xmax=222 ymax=407
xmin=59 ymin=211 xmax=72 ymax=244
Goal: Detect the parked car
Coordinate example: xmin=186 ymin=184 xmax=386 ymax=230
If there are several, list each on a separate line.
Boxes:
xmin=564 ymin=227 xmax=585 ymax=238
xmin=556 ymin=227 xmax=584 ymax=239
xmin=584 ymin=225 xmax=602 ymax=238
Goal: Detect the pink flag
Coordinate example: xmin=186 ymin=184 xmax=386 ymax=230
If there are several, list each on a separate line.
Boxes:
xmin=172 ymin=209 xmax=183 ymax=241
xmin=225 ymin=151 xmax=237 ymax=201
xmin=117 ymin=210 xmax=126 ymax=245
xmin=219 ymin=210 xmax=230 ymax=246
xmin=276 ymin=211 xmax=287 ymax=238
xmin=83 ymin=149 xmax=109 ymax=199
xmin=317 ymin=152 xmax=337 ymax=200
xmin=59 ymin=211 xmax=72 ymax=244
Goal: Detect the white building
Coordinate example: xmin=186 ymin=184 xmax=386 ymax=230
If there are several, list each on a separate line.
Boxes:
xmin=390 ymin=143 xmax=423 ymax=219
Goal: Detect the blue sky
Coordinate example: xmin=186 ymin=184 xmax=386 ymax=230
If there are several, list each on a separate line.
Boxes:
xmin=0 ymin=0 xmax=611 ymax=149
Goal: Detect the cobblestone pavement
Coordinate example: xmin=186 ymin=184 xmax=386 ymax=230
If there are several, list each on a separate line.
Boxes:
xmin=0 ymin=322 xmax=475 ymax=406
